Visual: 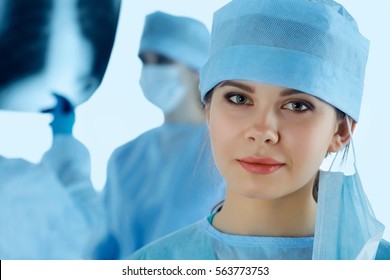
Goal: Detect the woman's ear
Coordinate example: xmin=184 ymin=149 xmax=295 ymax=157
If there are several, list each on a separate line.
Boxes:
xmin=328 ymin=116 xmax=356 ymax=153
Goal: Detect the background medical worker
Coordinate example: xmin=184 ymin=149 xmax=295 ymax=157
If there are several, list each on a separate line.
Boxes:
xmin=130 ymin=0 xmax=390 ymax=260
xmin=95 ymin=11 xmax=225 ymax=259
xmin=0 ymin=0 xmax=120 ymax=259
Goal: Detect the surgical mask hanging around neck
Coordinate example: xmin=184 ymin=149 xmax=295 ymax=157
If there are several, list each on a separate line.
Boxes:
xmin=139 ymin=65 xmax=187 ymax=114
xmin=313 ymin=117 xmax=385 ymax=259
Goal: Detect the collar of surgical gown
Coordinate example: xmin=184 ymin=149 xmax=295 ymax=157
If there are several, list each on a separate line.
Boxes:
xmin=129 ymin=218 xmax=314 ymax=260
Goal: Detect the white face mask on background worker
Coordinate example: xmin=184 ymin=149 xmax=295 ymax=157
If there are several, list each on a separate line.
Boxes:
xmin=139 ymin=64 xmax=187 ymax=114
xmin=137 ymin=11 xmax=209 ymax=121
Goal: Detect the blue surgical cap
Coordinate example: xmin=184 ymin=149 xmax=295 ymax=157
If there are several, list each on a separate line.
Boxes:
xmin=200 ymin=0 xmax=369 ymax=121
xmin=139 ymin=11 xmax=210 ymax=71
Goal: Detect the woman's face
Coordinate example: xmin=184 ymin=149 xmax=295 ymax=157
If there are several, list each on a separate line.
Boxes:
xmin=206 ymin=80 xmax=342 ymax=201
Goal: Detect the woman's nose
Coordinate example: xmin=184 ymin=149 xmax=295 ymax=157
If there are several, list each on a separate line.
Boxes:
xmin=244 ymin=110 xmax=279 ymax=144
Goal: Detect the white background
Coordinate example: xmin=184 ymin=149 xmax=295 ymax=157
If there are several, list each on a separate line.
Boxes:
xmin=0 ymin=0 xmax=389 ymax=240
xmin=2 ymin=260 xmax=389 ymax=279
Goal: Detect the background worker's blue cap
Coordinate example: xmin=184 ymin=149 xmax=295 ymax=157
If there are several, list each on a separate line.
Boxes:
xmin=200 ymin=0 xmax=370 ymax=121
xmin=139 ymin=11 xmax=210 ymax=71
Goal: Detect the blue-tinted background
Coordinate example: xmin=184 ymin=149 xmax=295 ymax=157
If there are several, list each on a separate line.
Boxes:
xmin=0 ymin=0 xmax=389 ymax=239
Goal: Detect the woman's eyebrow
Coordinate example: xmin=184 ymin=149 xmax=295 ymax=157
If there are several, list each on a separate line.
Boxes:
xmin=280 ymin=89 xmax=306 ymax=97
xmin=217 ymin=81 xmax=255 ymax=93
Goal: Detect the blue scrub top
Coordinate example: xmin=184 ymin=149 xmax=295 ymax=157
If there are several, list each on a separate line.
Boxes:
xmin=0 ymin=136 xmax=104 ymax=259
xmin=99 ymin=123 xmax=225 ymax=259
xmin=129 ymin=217 xmax=390 ymax=260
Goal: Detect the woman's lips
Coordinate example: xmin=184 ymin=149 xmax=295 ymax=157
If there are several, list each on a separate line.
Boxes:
xmin=237 ymin=157 xmax=285 ymax=175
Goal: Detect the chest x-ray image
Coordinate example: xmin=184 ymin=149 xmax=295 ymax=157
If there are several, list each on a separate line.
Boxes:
xmin=0 ymin=0 xmax=120 ymax=111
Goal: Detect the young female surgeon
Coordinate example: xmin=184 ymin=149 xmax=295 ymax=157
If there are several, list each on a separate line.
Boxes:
xmin=94 ymin=11 xmax=225 ymax=259
xmin=129 ymin=0 xmax=390 ymax=260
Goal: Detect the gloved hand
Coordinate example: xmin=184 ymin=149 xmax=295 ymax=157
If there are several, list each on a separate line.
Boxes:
xmin=41 ymin=93 xmax=75 ymax=135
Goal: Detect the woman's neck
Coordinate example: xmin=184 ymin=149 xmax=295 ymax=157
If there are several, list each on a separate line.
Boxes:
xmin=212 ymin=182 xmax=317 ymax=237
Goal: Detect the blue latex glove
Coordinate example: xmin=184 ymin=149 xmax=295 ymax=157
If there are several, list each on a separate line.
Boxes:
xmin=41 ymin=93 xmax=75 ymax=135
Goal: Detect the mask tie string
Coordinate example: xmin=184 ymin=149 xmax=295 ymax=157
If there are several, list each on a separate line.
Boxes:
xmin=345 ymin=116 xmax=357 ymax=171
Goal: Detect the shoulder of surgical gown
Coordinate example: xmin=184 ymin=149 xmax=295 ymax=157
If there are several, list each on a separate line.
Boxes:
xmin=0 ymin=155 xmax=92 ymax=259
xmin=40 ymin=135 xmax=107 ymax=256
xmin=40 ymin=135 xmax=105 ymax=227
xmin=128 ymin=219 xmax=216 ymax=260
xmin=102 ymin=124 xmax=224 ymax=258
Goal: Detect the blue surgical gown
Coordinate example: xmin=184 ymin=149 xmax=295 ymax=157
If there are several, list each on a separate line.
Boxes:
xmin=98 ymin=123 xmax=225 ymax=259
xmin=40 ymin=135 xmax=105 ymax=232
xmin=129 ymin=217 xmax=390 ymax=260
xmin=0 ymin=135 xmax=105 ymax=259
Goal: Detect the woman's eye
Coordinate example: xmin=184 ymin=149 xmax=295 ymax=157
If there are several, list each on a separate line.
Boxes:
xmin=283 ymin=101 xmax=311 ymax=112
xmin=227 ymin=94 xmax=250 ymax=105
